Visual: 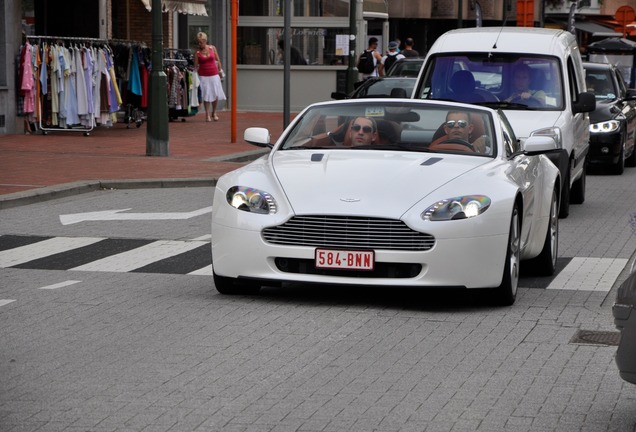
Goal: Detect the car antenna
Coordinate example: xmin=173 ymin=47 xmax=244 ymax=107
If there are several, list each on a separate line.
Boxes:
xmin=492 ymin=10 xmax=509 ymax=49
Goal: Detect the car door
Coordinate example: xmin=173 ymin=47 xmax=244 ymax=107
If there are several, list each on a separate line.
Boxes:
xmin=615 ymin=68 xmax=636 ymax=157
xmin=566 ymin=56 xmax=590 ymax=184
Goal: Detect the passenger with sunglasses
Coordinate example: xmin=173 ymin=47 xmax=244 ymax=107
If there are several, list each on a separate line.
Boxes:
xmin=349 ymin=117 xmax=378 ymax=145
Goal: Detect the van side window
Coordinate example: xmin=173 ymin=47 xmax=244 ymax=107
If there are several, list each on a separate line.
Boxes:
xmin=567 ymin=57 xmax=580 ymax=104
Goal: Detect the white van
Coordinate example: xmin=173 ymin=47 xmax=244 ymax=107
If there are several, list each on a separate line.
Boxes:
xmin=414 ymin=27 xmax=595 ymax=217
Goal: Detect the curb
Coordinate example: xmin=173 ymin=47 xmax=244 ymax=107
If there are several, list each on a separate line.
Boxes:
xmin=0 ymin=179 xmax=219 ymax=210
xmin=0 ymin=150 xmax=269 ymax=210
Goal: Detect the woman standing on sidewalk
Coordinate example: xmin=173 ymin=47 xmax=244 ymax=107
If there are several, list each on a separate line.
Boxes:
xmin=194 ymin=32 xmax=226 ymax=122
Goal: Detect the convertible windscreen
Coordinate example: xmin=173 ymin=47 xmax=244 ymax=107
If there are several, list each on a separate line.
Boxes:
xmin=281 ymin=102 xmax=497 ymax=156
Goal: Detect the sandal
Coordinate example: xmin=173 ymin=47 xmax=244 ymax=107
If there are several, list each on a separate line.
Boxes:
xmin=206 ymin=115 xmax=212 ymax=122
xmin=213 ymin=114 xmax=219 ymax=121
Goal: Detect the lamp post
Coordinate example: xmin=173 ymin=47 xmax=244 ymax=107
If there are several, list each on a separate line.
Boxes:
xmin=346 ymin=0 xmax=358 ymax=94
xmin=146 ymin=0 xmax=169 ymax=156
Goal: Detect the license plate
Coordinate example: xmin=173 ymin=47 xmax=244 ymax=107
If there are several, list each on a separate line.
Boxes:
xmin=315 ymin=249 xmax=374 ymax=270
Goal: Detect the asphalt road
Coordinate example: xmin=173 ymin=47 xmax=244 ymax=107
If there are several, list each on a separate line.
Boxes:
xmin=1 ymin=169 xmax=636 ymax=432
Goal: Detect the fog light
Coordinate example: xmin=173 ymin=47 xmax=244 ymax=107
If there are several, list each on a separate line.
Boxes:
xmin=601 ymin=147 xmax=610 ymax=154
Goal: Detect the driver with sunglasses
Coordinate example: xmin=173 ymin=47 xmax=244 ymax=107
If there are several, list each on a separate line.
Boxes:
xmin=349 ymin=117 xmax=379 ymax=145
xmin=431 ymin=111 xmax=488 ymax=153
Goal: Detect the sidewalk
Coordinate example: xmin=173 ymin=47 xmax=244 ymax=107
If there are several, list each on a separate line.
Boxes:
xmin=0 ymin=111 xmax=286 ymax=208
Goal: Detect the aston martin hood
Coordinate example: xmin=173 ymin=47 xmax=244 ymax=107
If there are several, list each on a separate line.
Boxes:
xmin=272 ymin=150 xmax=486 ymax=218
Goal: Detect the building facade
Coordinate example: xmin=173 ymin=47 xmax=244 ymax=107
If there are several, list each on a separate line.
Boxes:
xmin=2 ymin=0 xmax=635 ymax=134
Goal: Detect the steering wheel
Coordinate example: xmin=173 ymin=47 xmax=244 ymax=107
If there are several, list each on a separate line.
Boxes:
xmin=509 ymin=96 xmax=543 ymax=107
xmin=440 ymin=138 xmax=476 ymax=151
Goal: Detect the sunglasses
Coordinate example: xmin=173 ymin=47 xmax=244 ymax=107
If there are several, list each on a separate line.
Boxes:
xmin=351 ymin=124 xmax=374 ymax=133
xmin=445 ymin=120 xmax=468 ymax=129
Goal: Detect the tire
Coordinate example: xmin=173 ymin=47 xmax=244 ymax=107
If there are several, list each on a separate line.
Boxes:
xmin=493 ymin=205 xmax=521 ymax=306
xmin=213 ymin=272 xmax=261 ymax=295
xmin=612 ymin=142 xmax=625 ymax=175
xmin=558 ymin=166 xmax=570 ymax=219
xmin=570 ymin=159 xmax=586 ymax=205
xmin=526 ymin=189 xmax=558 ymax=276
xmin=626 ymin=144 xmax=636 ymax=167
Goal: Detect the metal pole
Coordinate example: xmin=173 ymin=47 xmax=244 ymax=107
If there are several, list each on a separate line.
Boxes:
xmin=146 ymin=0 xmax=169 ymax=156
xmin=283 ymin=0 xmax=291 ymax=128
xmin=231 ymin=0 xmax=238 ymax=142
xmin=346 ymin=0 xmax=357 ymax=94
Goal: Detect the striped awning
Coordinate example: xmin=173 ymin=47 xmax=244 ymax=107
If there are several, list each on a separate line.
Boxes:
xmin=140 ymin=0 xmax=208 ymax=16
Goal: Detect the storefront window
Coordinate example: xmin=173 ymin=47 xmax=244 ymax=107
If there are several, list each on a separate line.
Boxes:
xmin=239 ymin=0 xmax=348 ymax=17
xmin=239 ymin=27 xmax=349 ymax=65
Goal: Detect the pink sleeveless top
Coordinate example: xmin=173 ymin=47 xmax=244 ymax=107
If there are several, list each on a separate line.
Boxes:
xmin=197 ymin=48 xmax=219 ymax=77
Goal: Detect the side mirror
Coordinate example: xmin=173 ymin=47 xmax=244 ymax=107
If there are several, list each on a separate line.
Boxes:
xmin=523 ymin=135 xmax=558 ymax=155
xmin=573 ymin=91 xmax=596 ymax=113
xmin=244 ymin=127 xmax=272 ymax=148
xmin=625 ymin=89 xmax=636 ymax=101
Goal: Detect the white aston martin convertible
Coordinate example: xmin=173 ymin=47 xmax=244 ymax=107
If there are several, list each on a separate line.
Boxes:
xmin=211 ymin=99 xmax=561 ymax=305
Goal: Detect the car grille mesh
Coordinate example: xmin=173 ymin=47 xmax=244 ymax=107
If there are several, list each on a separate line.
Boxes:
xmin=262 ymin=215 xmax=435 ymax=251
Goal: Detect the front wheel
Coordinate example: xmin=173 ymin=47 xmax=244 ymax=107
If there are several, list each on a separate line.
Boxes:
xmin=526 ymin=189 xmax=559 ymax=276
xmin=213 ymin=272 xmax=261 ymax=295
xmin=612 ymin=143 xmax=625 ymax=175
xmin=493 ymin=205 xmax=521 ymax=306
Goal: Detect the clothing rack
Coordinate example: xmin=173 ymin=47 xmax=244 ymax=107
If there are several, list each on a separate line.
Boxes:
xmin=22 ymin=35 xmax=140 ymax=135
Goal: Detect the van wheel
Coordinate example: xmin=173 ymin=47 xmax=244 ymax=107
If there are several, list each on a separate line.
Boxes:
xmin=570 ymin=160 xmax=586 ymax=204
xmin=558 ymin=167 xmax=570 ymax=218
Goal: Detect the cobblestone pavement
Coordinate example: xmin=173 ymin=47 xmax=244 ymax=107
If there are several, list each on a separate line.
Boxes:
xmin=0 ymin=169 xmax=635 ymax=431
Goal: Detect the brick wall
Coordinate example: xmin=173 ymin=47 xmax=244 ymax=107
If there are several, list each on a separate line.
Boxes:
xmin=112 ymin=0 xmax=173 ymax=47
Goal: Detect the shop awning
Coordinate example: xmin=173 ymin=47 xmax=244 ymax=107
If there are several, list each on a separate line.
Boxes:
xmin=574 ymin=21 xmax=621 ymax=37
xmin=363 ymin=0 xmax=389 ymax=19
xmin=140 ymin=0 xmax=208 ymax=16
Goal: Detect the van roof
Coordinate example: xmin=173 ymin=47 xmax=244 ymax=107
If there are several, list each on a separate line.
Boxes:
xmin=431 ymin=27 xmax=576 ymax=55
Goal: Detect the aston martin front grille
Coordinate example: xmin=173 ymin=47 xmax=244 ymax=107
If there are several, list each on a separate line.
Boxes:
xmin=262 ymin=215 xmax=435 ymax=251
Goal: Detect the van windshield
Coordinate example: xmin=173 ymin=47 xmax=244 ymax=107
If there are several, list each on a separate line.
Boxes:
xmin=417 ymin=54 xmax=563 ymax=110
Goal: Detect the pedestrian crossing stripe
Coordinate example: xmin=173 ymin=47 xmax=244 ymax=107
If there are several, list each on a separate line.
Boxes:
xmin=0 ymin=234 xmax=212 ymax=276
xmin=546 ymin=257 xmax=628 ymax=292
xmin=0 ymin=235 xmax=627 ymax=290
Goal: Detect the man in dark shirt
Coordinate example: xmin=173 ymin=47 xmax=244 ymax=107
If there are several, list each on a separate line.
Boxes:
xmin=401 ymin=38 xmax=420 ymax=58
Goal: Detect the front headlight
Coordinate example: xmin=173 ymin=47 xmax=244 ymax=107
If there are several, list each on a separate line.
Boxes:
xmin=530 ymin=127 xmax=562 ymax=148
xmin=422 ymin=195 xmax=491 ymax=221
xmin=226 ymin=186 xmax=278 ymax=214
xmin=589 ymin=120 xmax=620 ymax=133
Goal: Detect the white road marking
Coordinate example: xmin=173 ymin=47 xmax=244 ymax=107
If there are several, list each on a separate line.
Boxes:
xmin=191 ymin=234 xmax=212 ymax=241
xmin=0 ymin=300 xmax=16 ymax=307
xmin=188 ymin=265 xmax=213 ymax=276
xmin=38 ymin=280 xmax=82 ymax=290
xmin=0 ymin=237 xmax=105 ymax=268
xmin=69 ymin=240 xmax=209 ymax=272
xmin=59 ymin=207 xmax=214 ymax=225
xmin=547 ymin=257 xmax=629 ymax=292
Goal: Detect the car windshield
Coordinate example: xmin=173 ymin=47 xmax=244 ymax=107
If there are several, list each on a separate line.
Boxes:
xmin=417 ymin=53 xmax=564 ymax=110
xmin=585 ymin=69 xmax=618 ymax=101
xmin=386 ymin=59 xmax=424 ymax=77
xmin=355 ymin=78 xmax=415 ymax=98
xmin=280 ymin=101 xmax=497 ymax=157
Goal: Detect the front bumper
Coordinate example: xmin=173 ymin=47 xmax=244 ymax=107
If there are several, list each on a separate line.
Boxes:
xmin=212 ymin=222 xmax=509 ymax=289
xmin=588 ymin=132 xmax=623 ymax=166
